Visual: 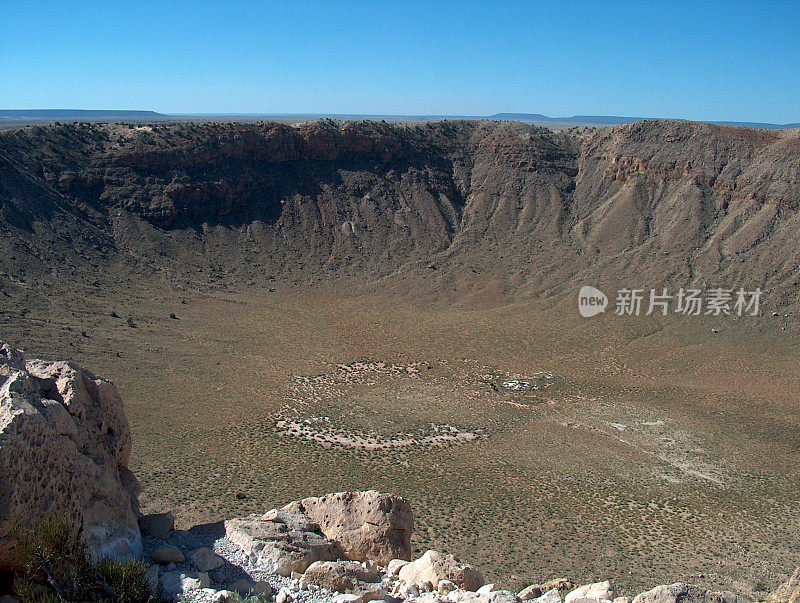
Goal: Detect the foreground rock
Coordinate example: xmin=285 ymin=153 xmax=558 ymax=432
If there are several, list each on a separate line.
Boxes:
xmin=538 ymin=589 xmax=563 ymax=603
xmin=160 ymin=571 xmax=210 ymax=598
xmin=228 ymin=579 xmax=272 ymax=596
xmin=153 ymin=544 xmax=185 ymax=564
xmin=520 ymin=586 xmax=562 ymax=603
xmin=398 ymin=549 xmax=484 ymax=591
xmin=0 ymin=343 xmax=140 ymax=570
xmin=632 ymin=584 xmax=738 ymax=603
xmin=282 ymin=490 xmax=413 ymax=564
xmin=546 ymin=580 xmax=577 ymax=596
xmin=445 ymin=588 xmax=521 ymax=602
xmin=190 ymin=546 xmax=225 ymax=571
xmin=767 ymin=569 xmax=800 ymax=603
xmin=139 ymin=511 xmax=175 ymax=539
xmin=387 ymin=559 xmax=409 ymax=577
xmin=519 ymin=585 xmax=545 ymax=601
xmin=566 ymin=581 xmax=617 ymax=603
xmin=224 ymin=507 xmax=344 ymax=575
xmin=302 ymin=560 xmax=386 ymax=600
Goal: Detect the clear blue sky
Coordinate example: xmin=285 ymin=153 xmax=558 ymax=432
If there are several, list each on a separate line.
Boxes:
xmin=2 ymin=0 xmax=798 ymax=123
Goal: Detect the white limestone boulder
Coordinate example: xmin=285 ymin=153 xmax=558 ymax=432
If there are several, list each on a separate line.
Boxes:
xmin=398 ymin=549 xmax=484 ymax=591
xmin=281 ymin=490 xmax=413 ymax=564
xmin=0 ymin=343 xmax=140 ymax=570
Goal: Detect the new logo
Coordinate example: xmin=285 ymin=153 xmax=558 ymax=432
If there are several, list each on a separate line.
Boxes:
xmin=578 ymin=286 xmax=608 ymax=317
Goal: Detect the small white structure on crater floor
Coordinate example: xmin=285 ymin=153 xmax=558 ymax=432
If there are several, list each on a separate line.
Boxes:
xmin=501 ymin=379 xmax=537 ymax=390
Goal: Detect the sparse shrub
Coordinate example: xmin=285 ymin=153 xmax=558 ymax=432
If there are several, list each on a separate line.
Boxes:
xmin=13 ymin=579 xmax=60 ymax=603
xmin=110 ymin=311 xmax=120 ymax=318
xmin=169 ymin=313 xmax=177 ymax=320
xmin=13 ymin=516 xmax=95 ymax=601
xmin=126 ymin=316 xmax=137 ymax=328
xmin=12 ymin=516 xmax=158 ymax=602
xmin=94 ymin=557 xmax=152 ymax=603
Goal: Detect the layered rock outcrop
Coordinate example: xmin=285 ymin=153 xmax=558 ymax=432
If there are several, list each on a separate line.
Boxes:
xmin=631 ymin=583 xmax=738 ymax=603
xmin=220 ymin=490 xmax=412 ymax=577
xmin=224 ymin=507 xmax=344 ymax=576
xmin=282 ymin=490 xmax=413 ymax=564
xmin=0 ymin=343 xmax=140 ymax=570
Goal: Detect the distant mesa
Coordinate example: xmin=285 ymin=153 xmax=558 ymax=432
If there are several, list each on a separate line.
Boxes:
xmin=489 ymin=113 xmax=645 ymax=125
xmin=489 ymin=112 xmax=800 ymax=129
xmin=0 ymin=109 xmax=165 ymax=121
xmin=1 ymin=109 xmax=797 ymax=129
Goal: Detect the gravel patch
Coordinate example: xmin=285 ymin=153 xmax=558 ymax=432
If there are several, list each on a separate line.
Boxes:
xmin=142 ymin=527 xmax=341 ymax=602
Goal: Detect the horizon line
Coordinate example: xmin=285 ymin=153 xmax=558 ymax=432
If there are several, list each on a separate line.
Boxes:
xmin=1 ymin=109 xmax=798 ymax=129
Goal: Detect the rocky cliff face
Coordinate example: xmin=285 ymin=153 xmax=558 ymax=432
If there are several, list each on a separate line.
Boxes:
xmin=0 ymin=119 xmax=798 ymax=303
